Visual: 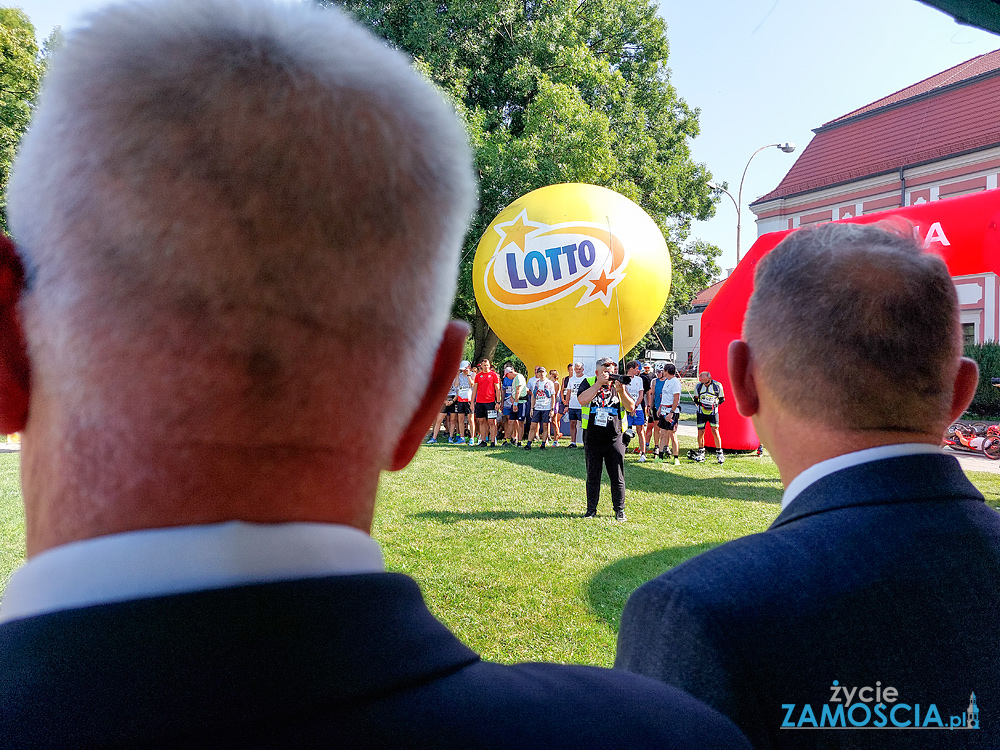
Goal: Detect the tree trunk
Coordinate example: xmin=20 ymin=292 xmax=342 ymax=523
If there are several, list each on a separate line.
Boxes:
xmin=472 ymin=304 xmax=501 ymax=364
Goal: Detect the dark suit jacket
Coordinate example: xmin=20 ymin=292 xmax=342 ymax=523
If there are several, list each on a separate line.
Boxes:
xmin=616 ymin=453 xmax=1000 ymax=749
xmin=0 ymin=571 xmax=749 ymax=748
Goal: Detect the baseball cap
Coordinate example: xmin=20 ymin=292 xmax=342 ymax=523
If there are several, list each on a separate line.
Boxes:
xmin=460 ymin=360 xmax=471 ymax=369
xmin=504 ymin=365 xmax=514 ymax=373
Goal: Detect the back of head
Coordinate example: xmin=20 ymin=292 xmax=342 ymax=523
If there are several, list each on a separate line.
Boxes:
xmin=742 ymin=222 xmax=960 ymax=432
xmin=8 ymin=0 xmax=475 ymax=452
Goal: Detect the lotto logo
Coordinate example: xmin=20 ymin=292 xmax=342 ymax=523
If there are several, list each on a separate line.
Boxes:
xmin=482 ymin=210 xmax=628 ymax=310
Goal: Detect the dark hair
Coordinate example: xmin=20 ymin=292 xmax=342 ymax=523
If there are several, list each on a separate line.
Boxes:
xmin=743 ymin=221 xmax=960 ymax=431
xmin=664 ymin=363 xmax=677 ymax=376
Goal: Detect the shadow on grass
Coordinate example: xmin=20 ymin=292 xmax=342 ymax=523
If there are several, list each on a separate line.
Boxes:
xmin=412 ymin=509 xmax=581 ymax=523
xmin=627 ymin=466 xmax=782 ymax=503
xmin=420 ymin=443 xmax=782 ymax=504
xmin=586 ymin=542 xmax=725 ymax=633
xmin=473 ymin=446 xmax=778 ymax=495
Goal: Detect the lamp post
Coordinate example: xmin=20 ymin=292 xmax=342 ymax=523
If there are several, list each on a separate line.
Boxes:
xmin=710 ymin=142 xmax=795 ymax=263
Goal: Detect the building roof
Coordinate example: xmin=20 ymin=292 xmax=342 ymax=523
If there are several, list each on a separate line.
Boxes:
xmin=752 ymin=49 xmax=1000 ymax=205
xmin=691 ymin=279 xmax=725 ymax=310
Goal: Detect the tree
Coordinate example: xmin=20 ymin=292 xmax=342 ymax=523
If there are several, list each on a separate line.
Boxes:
xmin=625 ymin=237 xmax=720 ymax=362
xmin=326 ymin=0 xmax=720 ymax=362
xmin=0 ymin=8 xmax=43 ymax=234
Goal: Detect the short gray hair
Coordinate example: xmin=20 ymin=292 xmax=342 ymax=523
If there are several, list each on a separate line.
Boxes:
xmin=8 ymin=0 xmax=475 ymax=440
xmin=743 ymin=222 xmax=960 ymax=431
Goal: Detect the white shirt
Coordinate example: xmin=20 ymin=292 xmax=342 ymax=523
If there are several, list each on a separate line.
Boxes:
xmin=781 ymin=443 xmax=945 ymax=511
xmin=566 ymin=375 xmax=586 ymax=409
xmin=455 ymin=372 xmax=473 ymax=401
xmin=0 ymin=521 xmax=384 ymax=624
xmin=625 ymin=374 xmax=644 ymax=408
xmin=532 ymin=380 xmax=555 ymax=411
xmin=658 ymin=377 xmax=682 ymax=415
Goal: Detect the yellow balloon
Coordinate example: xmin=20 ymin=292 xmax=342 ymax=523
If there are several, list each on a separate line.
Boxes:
xmin=473 ymin=183 xmax=671 ymax=371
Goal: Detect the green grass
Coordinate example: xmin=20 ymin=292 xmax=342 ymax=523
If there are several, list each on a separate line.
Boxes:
xmin=1 ymin=446 xmax=999 ymax=668
xmin=0 ymin=454 xmax=23 ymax=593
xmin=375 ymin=436 xmax=783 ymax=665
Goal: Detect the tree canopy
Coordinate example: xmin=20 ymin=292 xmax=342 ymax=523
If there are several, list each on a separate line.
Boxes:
xmin=0 ymin=8 xmax=44 ymax=234
xmin=326 ymin=0 xmax=721 ymax=362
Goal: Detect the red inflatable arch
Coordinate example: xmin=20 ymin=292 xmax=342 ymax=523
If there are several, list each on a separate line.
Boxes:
xmin=699 ymin=189 xmax=1000 ymax=451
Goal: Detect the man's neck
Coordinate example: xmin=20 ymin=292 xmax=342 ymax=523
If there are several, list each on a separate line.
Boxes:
xmin=763 ymin=420 xmax=945 ymax=489
xmin=22 ymin=432 xmax=381 ymax=557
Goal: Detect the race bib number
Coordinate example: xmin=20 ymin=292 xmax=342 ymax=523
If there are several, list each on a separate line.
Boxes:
xmin=594 ymin=407 xmax=612 ymax=427
xmin=487 ymin=410 xmax=498 ymax=420
xmin=458 ymin=388 xmax=472 ymax=400
xmin=699 ymin=392 xmax=718 ymax=414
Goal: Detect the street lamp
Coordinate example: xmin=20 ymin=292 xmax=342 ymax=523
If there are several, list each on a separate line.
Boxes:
xmin=711 ymin=142 xmax=796 ymax=263
xmin=707 ymin=181 xmax=737 ymax=216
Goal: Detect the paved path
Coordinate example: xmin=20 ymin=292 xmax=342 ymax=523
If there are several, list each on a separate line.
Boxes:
xmin=673 ymin=418 xmax=1000 ymax=475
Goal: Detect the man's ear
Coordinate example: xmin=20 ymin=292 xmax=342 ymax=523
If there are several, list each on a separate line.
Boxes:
xmin=390 ymin=320 xmax=469 ymax=471
xmin=0 ymin=235 xmax=29 ymax=435
xmin=727 ymin=339 xmax=759 ymax=418
xmin=948 ymin=356 xmax=979 ymax=425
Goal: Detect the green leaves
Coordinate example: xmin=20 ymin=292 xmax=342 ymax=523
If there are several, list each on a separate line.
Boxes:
xmin=326 ymin=0 xmax=720 ymax=360
xmin=0 ymin=8 xmax=43 ymax=234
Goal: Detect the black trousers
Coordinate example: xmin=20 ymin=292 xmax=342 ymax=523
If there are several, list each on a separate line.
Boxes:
xmin=584 ymin=426 xmax=625 ymax=514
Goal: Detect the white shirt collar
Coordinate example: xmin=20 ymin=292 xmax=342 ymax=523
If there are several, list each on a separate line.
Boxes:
xmin=0 ymin=521 xmax=384 ymax=624
xmin=781 ymin=443 xmax=945 ymax=511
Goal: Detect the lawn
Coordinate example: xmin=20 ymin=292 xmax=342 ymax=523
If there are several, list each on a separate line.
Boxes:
xmin=2 ymin=444 xmax=999 ymax=668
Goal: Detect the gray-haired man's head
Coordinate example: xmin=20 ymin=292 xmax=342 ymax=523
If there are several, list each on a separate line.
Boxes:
xmin=8 ymin=0 xmax=475 ymax=444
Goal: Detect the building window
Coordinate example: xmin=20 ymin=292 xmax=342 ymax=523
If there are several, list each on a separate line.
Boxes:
xmin=963 ymin=322 xmax=976 ymax=347
xmin=687 ymin=325 xmax=693 ymax=337
xmin=686 ymin=352 xmax=693 ymax=366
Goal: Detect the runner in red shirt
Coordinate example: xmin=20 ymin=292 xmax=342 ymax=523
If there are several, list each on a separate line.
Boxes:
xmin=471 ymin=358 xmax=502 ymax=447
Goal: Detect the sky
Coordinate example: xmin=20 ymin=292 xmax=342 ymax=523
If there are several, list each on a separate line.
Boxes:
xmin=659 ymin=0 xmax=1000 ymax=271
xmin=9 ymin=0 xmax=1000 ymax=272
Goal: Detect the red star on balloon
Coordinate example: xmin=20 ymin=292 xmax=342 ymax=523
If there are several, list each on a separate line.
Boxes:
xmin=589 ymin=269 xmax=614 ymax=296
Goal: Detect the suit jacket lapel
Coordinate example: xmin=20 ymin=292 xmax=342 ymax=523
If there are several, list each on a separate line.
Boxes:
xmin=770 ymin=453 xmax=984 ymax=530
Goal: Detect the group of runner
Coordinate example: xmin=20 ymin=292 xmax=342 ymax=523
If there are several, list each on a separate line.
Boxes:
xmin=427 ymin=359 xmax=579 ymax=449
xmin=623 ymin=362 xmax=726 ymax=464
xmin=428 ymin=358 xmax=727 ymax=464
